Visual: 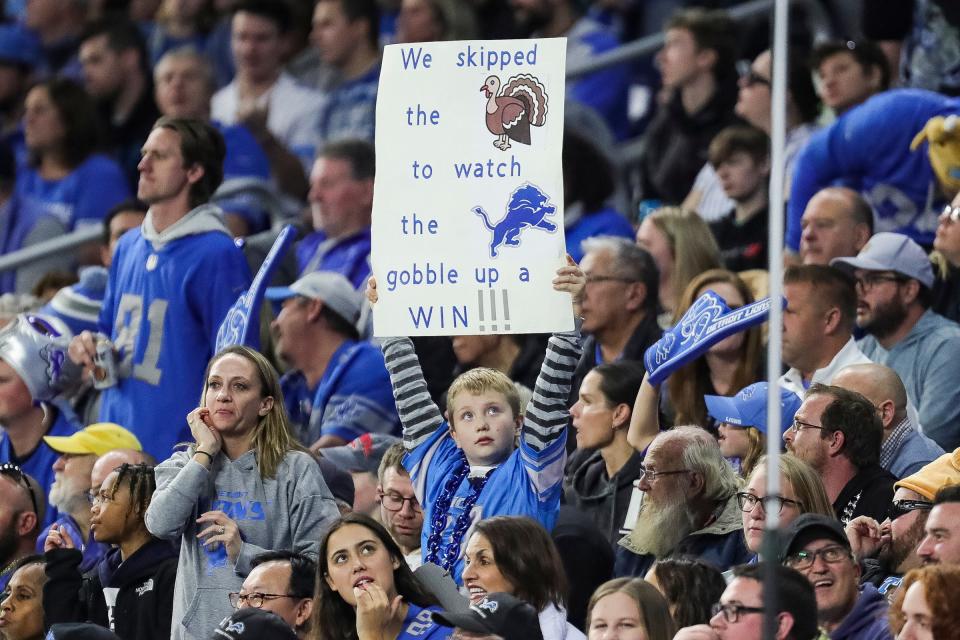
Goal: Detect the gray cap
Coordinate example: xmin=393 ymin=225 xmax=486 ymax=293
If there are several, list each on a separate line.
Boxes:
xmin=265 ymin=271 xmax=361 ymax=324
xmin=831 ymin=232 xmax=934 ymax=288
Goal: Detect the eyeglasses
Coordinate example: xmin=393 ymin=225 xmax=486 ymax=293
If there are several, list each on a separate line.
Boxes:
xmin=710 ymin=602 xmax=766 ymax=623
xmin=584 ymin=274 xmax=636 ymax=286
xmin=784 ymin=544 xmax=852 ymax=571
xmin=86 ymin=489 xmax=117 ymax=506
xmin=740 ymin=69 xmax=771 ymax=88
xmin=639 ymin=465 xmax=691 ymax=481
xmin=887 ymin=499 xmax=933 ymax=522
xmin=790 ymin=417 xmax=825 ymax=433
xmin=941 ymin=204 xmax=960 ymax=224
xmin=228 ymin=592 xmax=301 ymax=609
xmin=0 ymin=463 xmax=39 ymax=517
xmin=378 ymin=490 xmax=422 ymax=513
xmin=854 ymin=273 xmax=907 ymax=293
xmin=736 ymin=492 xmax=804 ymax=514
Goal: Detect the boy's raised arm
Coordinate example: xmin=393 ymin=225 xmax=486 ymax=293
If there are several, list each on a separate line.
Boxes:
xmin=521 ymin=259 xmax=585 ymax=452
xmin=369 ymin=277 xmax=444 ymax=450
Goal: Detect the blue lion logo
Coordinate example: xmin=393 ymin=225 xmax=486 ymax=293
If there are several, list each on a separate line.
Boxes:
xmin=472 ymin=183 xmax=558 ymax=258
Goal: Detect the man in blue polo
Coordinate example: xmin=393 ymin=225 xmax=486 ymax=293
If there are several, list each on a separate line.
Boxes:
xmin=267 ymin=271 xmax=399 ymax=450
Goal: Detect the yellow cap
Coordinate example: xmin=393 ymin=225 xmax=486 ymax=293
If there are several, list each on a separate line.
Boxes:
xmin=43 ymin=422 xmax=142 ymax=456
xmin=894 ymin=447 xmax=960 ymax=500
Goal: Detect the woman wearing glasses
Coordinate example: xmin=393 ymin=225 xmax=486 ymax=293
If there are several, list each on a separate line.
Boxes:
xmin=931 ymin=194 xmax=960 ymax=324
xmin=42 ymin=463 xmax=177 ymax=640
xmin=738 ymin=454 xmax=834 ymax=558
xmin=145 ymin=346 xmax=339 ymax=640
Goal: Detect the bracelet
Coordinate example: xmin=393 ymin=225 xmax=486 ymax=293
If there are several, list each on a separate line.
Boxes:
xmin=194 ymin=449 xmax=214 ymax=464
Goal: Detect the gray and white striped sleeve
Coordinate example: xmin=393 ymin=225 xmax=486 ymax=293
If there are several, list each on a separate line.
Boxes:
xmin=381 ymin=336 xmax=445 ymax=450
xmin=521 ymin=330 xmax=583 ymax=452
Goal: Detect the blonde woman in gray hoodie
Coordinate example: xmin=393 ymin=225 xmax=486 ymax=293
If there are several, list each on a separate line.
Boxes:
xmin=145 ymin=345 xmax=339 ymax=640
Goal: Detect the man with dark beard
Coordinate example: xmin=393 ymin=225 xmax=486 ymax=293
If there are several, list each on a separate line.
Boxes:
xmin=614 ymin=426 xmax=751 ymax=577
xmin=0 ymin=465 xmax=45 ymax=591
xmin=846 ymin=448 xmax=960 ymax=595
xmin=833 ymin=233 xmax=960 ymax=451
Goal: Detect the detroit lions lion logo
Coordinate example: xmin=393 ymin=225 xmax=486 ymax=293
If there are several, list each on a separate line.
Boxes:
xmin=472 ymin=183 xmax=558 ymax=258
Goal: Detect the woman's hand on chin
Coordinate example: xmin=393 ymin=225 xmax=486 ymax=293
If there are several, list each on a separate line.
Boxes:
xmin=187 ymin=407 xmax=223 ymax=456
xmin=355 ymin=582 xmax=405 ymax=640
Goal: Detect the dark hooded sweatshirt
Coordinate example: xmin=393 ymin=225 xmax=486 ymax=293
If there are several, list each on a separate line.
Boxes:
xmin=43 ymin=538 xmax=178 ymax=640
xmin=564 ymin=448 xmax=645 ymax=548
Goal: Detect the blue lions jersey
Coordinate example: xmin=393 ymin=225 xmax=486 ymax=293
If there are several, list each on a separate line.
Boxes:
xmin=405 ymin=422 xmax=566 ymax=584
xmin=788 ymin=89 xmax=960 ymax=250
xmin=98 ymin=226 xmax=251 ymax=460
xmin=398 ymin=604 xmax=452 ymax=640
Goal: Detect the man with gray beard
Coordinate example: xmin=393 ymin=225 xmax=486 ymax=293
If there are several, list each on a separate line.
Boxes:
xmin=844 ymin=447 xmax=960 ymax=597
xmin=614 ymin=426 xmax=751 ymax=577
xmin=35 ymin=423 xmax=145 ymax=573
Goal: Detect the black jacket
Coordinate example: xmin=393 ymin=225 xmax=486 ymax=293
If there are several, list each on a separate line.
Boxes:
xmin=563 ymin=448 xmax=645 ymax=547
xmin=834 ymin=464 xmax=896 ymax=525
xmin=44 ymin=538 xmax=178 ymax=640
xmin=637 ymin=81 xmax=741 ymax=204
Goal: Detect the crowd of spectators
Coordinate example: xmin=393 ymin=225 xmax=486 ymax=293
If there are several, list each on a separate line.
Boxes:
xmin=0 ymin=1 xmax=958 ymax=640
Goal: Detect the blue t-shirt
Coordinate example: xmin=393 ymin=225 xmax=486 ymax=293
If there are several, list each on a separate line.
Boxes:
xmin=217 ymin=121 xmax=270 ymax=181
xmin=281 ymin=340 xmax=400 ymax=446
xmin=4 ymin=154 xmax=129 ymax=291
xmin=787 ymin=88 xmax=960 ymax=250
xmin=317 ymin=64 xmax=380 ymax=146
xmin=0 ymin=409 xmax=78 ymax=529
xmin=296 ymin=228 xmax=372 ymax=288
xmin=404 ymin=423 xmax=566 ymax=584
xmin=567 ymin=18 xmax=630 ymax=140
xmin=97 ymin=225 xmax=251 ymax=461
xmin=565 ymin=206 xmax=635 ymax=263
xmin=398 ymin=604 xmax=452 ymax=640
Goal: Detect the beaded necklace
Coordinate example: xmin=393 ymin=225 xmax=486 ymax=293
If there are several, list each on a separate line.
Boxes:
xmin=424 ymin=458 xmax=493 ymax=572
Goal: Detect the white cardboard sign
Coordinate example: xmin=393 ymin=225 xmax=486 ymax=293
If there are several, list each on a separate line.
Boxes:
xmin=371 ymin=38 xmax=570 ymax=337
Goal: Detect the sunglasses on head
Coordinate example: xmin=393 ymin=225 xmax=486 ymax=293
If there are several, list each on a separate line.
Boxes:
xmin=0 ymin=463 xmax=39 ymax=517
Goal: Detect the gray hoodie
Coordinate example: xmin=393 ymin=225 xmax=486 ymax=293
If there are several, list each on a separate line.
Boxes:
xmin=140 ymin=203 xmax=232 ymax=250
xmin=145 ymin=449 xmax=338 ymax=640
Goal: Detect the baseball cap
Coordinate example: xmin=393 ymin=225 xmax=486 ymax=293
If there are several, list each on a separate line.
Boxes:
xmin=210 ymin=608 xmax=298 ymax=640
xmin=316 ymin=454 xmax=355 ymax=506
xmin=779 ymin=513 xmax=850 ymax=561
xmin=320 ymin=433 xmax=401 ymax=475
xmin=432 ymin=593 xmax=544 ymax=640
xmin=831 ymin=232 xmax=934 ymax=288
xmin=265 ymin=271 xmax=361 ymax=324
xmin=895 ymin=448 xmax=960 ymax=500
xmin=704 ymin=382 xmax=802 ymax=435
xmin=43 ymin=422 xmax=142 ymax=457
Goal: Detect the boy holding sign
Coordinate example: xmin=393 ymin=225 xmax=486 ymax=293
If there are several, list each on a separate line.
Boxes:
xmin=366 ymin=260 xmax=583 ymax=583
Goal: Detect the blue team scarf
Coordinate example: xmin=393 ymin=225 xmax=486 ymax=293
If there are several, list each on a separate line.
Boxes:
xmin=644 ymin=290 xmax=781 ymax=386
xmin=216 ymin=224 xmax=295 ymax=351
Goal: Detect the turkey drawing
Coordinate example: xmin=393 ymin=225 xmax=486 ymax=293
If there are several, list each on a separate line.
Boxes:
xmin=480 ymin=74 xmax=549 ymax=150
